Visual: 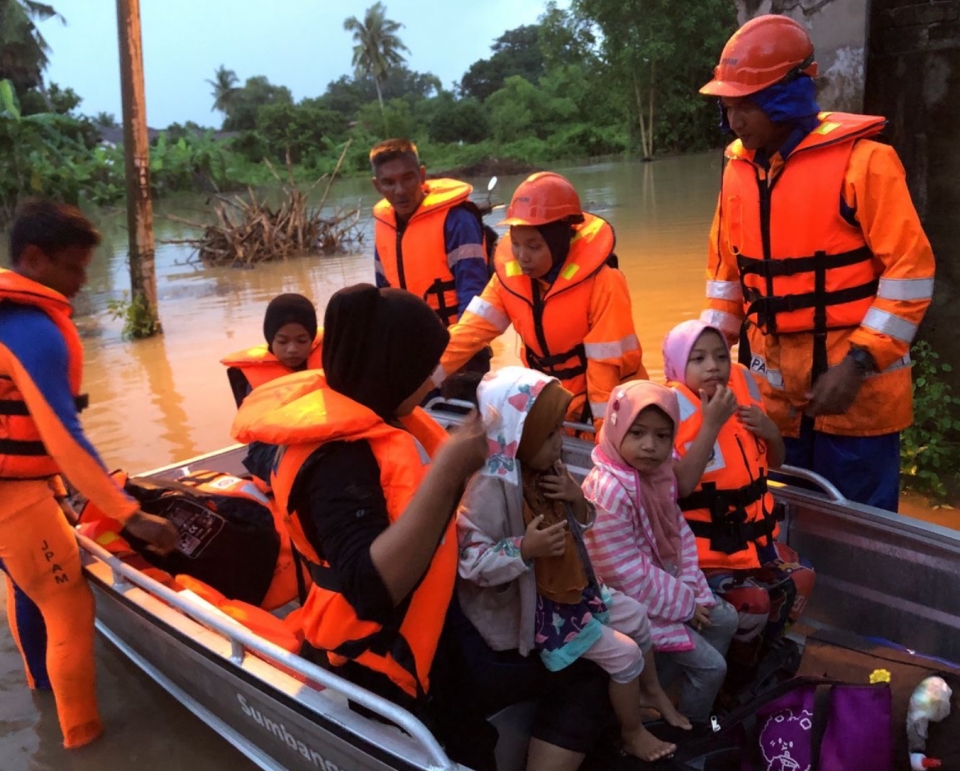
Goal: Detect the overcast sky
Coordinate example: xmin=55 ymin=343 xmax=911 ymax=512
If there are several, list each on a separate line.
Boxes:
xmin=40 ymin=0 xmax=567 ymax=128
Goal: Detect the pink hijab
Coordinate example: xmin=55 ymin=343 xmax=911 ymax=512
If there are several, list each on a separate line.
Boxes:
xmin=662 ymin=319 xmax=730 ymax=384
xmin=598 ymin=381 xmax=684 ymax=567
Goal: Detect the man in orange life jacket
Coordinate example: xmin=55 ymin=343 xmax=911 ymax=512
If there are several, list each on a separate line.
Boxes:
xmin=699 ymin=15 xmax=935 ymax=511
xmin=371 ymin=138 xmax=491 ymax=399
xmin=0 ymin=200 xmax=177 ymax=749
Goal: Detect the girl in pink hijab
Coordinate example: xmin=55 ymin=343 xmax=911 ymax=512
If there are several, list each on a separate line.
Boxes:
xmin=582 ymin=380 xmax=738 ymax=724
xmin=662 ymin=319 xmax=814 ymax=690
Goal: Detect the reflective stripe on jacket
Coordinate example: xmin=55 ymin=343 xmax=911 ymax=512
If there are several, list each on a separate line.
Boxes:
xmin=440 ymin=214 xmax=646 ymax=429
xmin=703 ymin=112 xmax=935 ymax=437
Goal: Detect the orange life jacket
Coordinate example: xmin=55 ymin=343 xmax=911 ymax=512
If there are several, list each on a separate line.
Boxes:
xmin=238 ymin=371 xmax=455 ymax=699
xmin=0 ymin=270 xmax=87 ymax=480
xmin=495 ymin=213 xmax=616 ymax=423
xmin=220 ymin=332 xmax=324 ymax=393
xmin=724 ymin=112 xmax=885 ymax=377
xmin=374 ymin=178 xmax=478 ymax=327
xmin=77 ymin=467 xmax=308 ymax=609
xmin=166 ymin=469 xmax=312 ymax=611
xmin=669 ymin=363 xmax=778 ymax=571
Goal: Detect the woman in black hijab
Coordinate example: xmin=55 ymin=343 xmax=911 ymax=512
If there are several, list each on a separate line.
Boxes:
xmin=274 ymin=285 xmax=488 ymax=711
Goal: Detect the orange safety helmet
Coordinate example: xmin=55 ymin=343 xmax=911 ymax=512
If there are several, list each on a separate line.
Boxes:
xmin=700 ymin=14 xmax=818 ymax=98
xmin=501 ymin=172 xmax=583 ymax=227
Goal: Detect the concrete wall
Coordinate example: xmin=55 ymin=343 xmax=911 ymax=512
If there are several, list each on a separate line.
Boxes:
xmin=736 ymin=0 xmax=870 ymax=111
xmin=865 ymin=0 xmax=960 ymax=367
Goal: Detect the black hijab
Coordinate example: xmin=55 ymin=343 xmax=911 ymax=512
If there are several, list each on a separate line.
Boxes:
xmin=536 ymin=218 xmax=581 ymax=285
xmin=263 ymin=293 xmax=318 ymax=345
xmin=322 ymin=284 xmax=450 ymax=419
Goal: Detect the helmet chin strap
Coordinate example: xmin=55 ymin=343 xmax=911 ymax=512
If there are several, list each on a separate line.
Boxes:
xmin=783 ymin=52 xmax=817 ymax=83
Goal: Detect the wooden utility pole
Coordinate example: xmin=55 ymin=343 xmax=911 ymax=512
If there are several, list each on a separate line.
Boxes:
xmin=117 ymin=0 xmax=161 ymax=336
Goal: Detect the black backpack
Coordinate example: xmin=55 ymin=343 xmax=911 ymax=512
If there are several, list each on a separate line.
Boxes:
xmin=118 ymin=471 xmax=281 ymax=606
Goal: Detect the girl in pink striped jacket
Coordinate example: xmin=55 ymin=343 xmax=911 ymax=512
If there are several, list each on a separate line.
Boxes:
xmin=583 ymin=381 xmax=738 ymax=724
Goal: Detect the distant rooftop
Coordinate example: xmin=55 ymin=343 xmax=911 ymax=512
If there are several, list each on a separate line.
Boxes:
xmin=97 ymin=126 xmax=239 ymax=145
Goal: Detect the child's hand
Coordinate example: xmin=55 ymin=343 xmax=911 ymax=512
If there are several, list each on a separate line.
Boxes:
xmin=691 ymin=604 xmax=712 ymax=632
xmin=737 ymin=404 xmax=778 ymax=442
xmin=539 ymin=461 xmax=585 ymax=504
xmin=521 ymin=515 xmax=567 ymax=561
xmin=700 ymin=385 xmax=738 ymax=431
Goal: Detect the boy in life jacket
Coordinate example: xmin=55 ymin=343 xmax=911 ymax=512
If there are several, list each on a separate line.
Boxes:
xmin=663 ymin=320 xmax=814 ymax=669
xmin=221 ymin=293 xmax=321 ymax=481
xmin=436 ymin=172 xmax=647 ymax=432
xmin=698 ymin=15 xmax=935 ymax=512
xmin=370 ymin=138 xmax=492 ymax=401
xmin=221 ymin=293 xmax=321 ymax=408
xmin=0 ymin=200 xmax=177 ymax=749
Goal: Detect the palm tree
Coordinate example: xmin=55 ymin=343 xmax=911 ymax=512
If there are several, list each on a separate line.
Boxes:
xmin=0 ymin=1 xmax=64 ymax=93
xmin=206 ymin=65 xmax=239 ymax=119
xmin=343 ymin=2 xmax=410 ymax=116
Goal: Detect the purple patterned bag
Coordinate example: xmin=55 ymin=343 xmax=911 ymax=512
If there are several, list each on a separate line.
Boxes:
xmin=746 ymin=679 xmax=893 ymax=771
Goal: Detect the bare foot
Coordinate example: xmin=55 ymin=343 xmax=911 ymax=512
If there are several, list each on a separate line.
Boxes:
xmin=622 ymin=726 xmax=676 ymax=762
xmin=640 ymin=690 xmax=692 ymax=730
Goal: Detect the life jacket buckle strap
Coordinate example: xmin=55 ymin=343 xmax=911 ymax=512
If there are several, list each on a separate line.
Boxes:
xmin=526 ymin=343 xmax=588 ymax=380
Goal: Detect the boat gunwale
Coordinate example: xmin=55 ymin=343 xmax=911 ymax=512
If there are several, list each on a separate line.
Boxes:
xmin=77 ymin=532 xmax=458 ymax=771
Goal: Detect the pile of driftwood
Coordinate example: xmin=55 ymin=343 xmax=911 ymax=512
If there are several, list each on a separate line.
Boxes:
xmin=166 ymin=146 xmax=363 ymax=267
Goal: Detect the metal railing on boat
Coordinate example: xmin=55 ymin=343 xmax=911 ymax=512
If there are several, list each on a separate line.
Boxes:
xmin=76 ymin=532 xmax=458 ymax=771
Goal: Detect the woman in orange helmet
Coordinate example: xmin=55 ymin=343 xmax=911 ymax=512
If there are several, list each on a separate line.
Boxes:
xmin=435 ymin=171 xmax=647 ymax=433
xmin=698 ymin=14 xmax=935 ymax=511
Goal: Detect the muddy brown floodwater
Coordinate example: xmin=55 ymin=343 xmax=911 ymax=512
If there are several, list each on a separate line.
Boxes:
xmin=0 ymin=152 xmax=950 ymax=769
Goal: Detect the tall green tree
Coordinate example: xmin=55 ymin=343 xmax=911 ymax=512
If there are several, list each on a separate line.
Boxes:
xmin=206 ymin=64 xmax=239 ymax=120
xmin=0 ymin=1 xmax=63 ymax=97
xmin=574 ymin=0 xmax=735 ymax=157
xmin=459 ymin=25 xmax=545 ymax=102
xmin=221 ymin=75 xmax=292 ymax=132
xmin=343 ymin=2 xmax=410 ymax=117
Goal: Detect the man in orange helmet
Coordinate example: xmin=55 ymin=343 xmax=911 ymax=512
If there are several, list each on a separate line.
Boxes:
xmin=436 ymin=171 xmax=646 ymax=431
xmin=699 ymin=15 xmax=935 ymax=511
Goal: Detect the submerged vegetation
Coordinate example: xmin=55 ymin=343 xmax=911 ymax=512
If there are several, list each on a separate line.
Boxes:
xmin=166 ymin=149 xmax=364 ymax=267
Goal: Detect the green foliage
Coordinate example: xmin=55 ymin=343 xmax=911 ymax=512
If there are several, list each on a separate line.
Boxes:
xmin=207 ymin=65 xmax=239 ymax=118
xmin=573 ymin=0 xmax=736 ymax=155
xmin=901 ymin=341 xmax=960 ymax=499
xmin=222 ymin=76 xmax=292 ymax=132
xmin=92 ymin=111 xmax=117 ymax=129
xmin=427 ymin=94 xmax=489 ymax=144
xmin=460 ymin=25 xmax=545 ymax=102
xmin=106 ymin=292 xmax=159 ymax=340
xmin=0 ymin=1 xmax=742 ymax=219
xmin=0 ymin=0 xmax=64 ymax=91
xmin=256 ymin=102 xmax=345 ymax=164
xmin=343 ymin=2 xmax=410 ymax=112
